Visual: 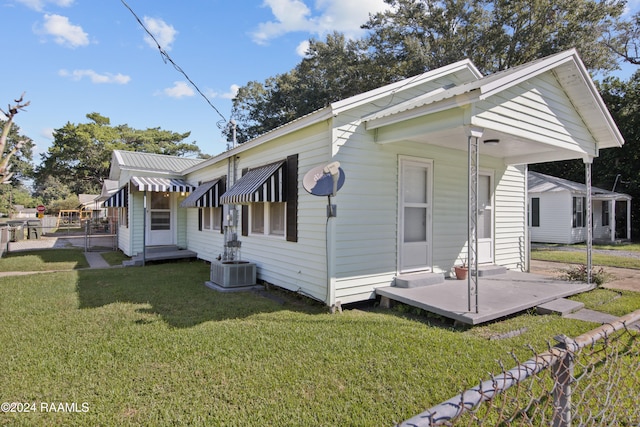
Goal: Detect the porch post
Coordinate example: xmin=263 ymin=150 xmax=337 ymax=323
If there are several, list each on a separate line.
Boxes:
xmin=142 ymin=190 xmax=147 ymax=267
xmin=467 ymin=127 xmax=483 ymax=313
xmin=627 ymin=199 xmax=632 ymax=240
xmin=584 ymin=158 xmax=593 ymax=285
xmin=610 ymin=199 xmax=616 ymax=242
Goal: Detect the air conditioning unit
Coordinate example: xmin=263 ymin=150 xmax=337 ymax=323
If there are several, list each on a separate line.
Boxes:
xmin=210 ymin=259 xmax=256 ymax=288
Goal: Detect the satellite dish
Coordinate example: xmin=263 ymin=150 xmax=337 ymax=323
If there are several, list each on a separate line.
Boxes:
xmin=303 ymin=163 xmax=346 ymax=197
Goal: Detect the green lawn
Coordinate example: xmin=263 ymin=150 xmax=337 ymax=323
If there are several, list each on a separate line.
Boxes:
xmin=531 ymin=244 xmax=640 ymax=269
xmin=0 ymin=249 xmax=89 ymax=271
xmin=0 ymin=254 xmax=638 ymax=426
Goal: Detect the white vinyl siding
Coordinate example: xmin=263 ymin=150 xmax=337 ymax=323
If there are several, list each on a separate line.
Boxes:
xmin=529 ymin=192 xmax=574 ymax=244
xmin=474 ymin=74 xmax=597 ymax=157
xmin=185 ymin=121 xmax=332 ymax=303
xmin=493 ymin=165 xmax=526 ymax=269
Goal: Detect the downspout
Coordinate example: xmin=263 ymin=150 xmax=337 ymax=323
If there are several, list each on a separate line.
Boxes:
xmin=525 ymin=164 xmax=530 ymax=272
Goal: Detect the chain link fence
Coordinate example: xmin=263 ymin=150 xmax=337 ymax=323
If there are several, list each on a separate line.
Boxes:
xmin=400 ymin=309 xmax=640 ymax=426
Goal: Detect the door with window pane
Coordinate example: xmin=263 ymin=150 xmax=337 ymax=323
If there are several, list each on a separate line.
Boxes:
xmin=478 ymin=173 xmax=493 ymax=263
xmin=399 ymin=158 xmax=432 ymax=273
xmin=147 ymin=192 xmax=174 ymax=246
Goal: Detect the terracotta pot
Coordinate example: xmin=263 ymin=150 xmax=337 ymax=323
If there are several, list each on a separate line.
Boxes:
xmin=454 ymin=266 xmax=468 ymax=280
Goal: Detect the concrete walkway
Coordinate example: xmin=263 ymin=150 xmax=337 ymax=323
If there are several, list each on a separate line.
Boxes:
xmin=83 ymin=252 xmax=111 ymax=269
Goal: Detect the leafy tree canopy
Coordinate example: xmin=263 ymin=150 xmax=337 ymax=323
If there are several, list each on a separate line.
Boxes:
xmin=0 ymin=119 xmax=35 ymax=187
xmin=35 ymin=112 xmax=202 ymax=196
xmin=230 ymin=0 xmax=632 ymax=141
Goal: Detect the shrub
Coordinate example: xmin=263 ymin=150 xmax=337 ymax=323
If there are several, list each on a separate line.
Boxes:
xmin=562 ymin=264 xmax=610 ymax=287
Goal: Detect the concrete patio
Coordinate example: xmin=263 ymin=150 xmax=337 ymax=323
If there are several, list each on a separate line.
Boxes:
xmin=376 ymin=269 xmax=594 ymax=325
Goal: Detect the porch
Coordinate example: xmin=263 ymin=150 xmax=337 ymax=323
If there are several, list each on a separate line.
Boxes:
xmin=376 ymin=269 xmax=593 ymax=325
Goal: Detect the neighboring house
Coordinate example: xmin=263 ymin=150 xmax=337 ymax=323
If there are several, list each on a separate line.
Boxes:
xmin=78 ymin=193 xmax=102 ymax=220
xmin=528 ymin=171 xmax=631 ymax=244
xmin=96 ymin=179 xmax=121 ymax=225
xmin=11 ymin=205 xmax=37 ymax=219
xmin=103 ymin=49 xmax=624 ymax=308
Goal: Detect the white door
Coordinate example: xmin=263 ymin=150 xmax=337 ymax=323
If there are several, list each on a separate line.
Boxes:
xmin=146 ymin=192 xmax=174 ymax=246
xmin=399 ymin=158 xmax=432 ymax=273
xmin=478 ymin=173 xmax=493 ymax=264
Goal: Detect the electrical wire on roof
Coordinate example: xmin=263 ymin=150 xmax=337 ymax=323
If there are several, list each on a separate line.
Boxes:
xmin=120 ymin=0 xmax=228 ymax=129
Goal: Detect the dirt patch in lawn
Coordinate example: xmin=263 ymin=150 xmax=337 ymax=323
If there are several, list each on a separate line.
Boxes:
xmin=530 ymin=260 xmax=640 ymax=292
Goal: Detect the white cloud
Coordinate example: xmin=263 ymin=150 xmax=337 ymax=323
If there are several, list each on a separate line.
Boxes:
xmin=58 ymin=69 xmax=131 ymax=84
xmin=142 ymin=17 xmax=178 ymax=51
xmin=160 ymin=81 xmax=194 ymax=98
xmin=39 ymin=14 xmax=88 ymax=48
xmin=16 ymin=0 xmax=73 ymax=12
xmin=221 ymin=84 xmax=240 ymax=99
xmin=296 ymin=40 xmax=310 ymax=57
xmin=206 ymin=84 xmax=240 ymax=100
xmin=251 ymin=0 xmax=390 ymax=46
xmin=41 ymin=128 xmax=55 ymax=140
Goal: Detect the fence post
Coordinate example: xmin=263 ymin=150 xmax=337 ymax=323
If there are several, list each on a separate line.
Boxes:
xmin=552 ymin=335 xmax=577 ymax=427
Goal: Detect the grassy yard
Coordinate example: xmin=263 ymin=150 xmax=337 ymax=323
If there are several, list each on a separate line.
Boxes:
xmin=531 ymin=243 xmax=640 ymax=269
xmin=0 ymin=249 xmax=89 ymax=271
xmin=0 ymin=252 xmax=638 ymax=426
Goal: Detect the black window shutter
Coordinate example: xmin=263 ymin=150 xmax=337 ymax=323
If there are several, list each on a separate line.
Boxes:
xmin=220 ymin=177 xmax=226 ymax=234
xmin=286 ymin=154 xmax=298 ymax=242
xmin=240 ymin=168 xmax=249 ymax=236
xmin=531 ymin=197 xmax=540 ymax=227
xmin=198 ymin=209 xmax=203 ymax=231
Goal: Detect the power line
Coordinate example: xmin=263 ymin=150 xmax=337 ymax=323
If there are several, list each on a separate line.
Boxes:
xmin=120 ymin=0 xmax=228 ymax=129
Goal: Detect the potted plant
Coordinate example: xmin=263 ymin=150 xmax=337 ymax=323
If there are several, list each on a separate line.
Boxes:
xmin=454 ymin=259 xmax=468 ymax=280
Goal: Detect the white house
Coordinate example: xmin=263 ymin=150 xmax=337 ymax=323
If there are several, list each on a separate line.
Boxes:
xmin=103 ymin=49 xmax=624 ymax=309
xmin=528 ymin=171 xmax=631 ymax=244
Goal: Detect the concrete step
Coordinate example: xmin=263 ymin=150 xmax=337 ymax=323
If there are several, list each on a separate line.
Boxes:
xmin=395 ymin=272 xmax=445 ymax=288
xmin=537 ymin=298 xmax=585 ymax=316
xmin=477 ymin=265 xmax=507 ymax=277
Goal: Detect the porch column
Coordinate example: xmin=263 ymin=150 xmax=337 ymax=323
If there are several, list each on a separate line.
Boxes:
xmin=467 ymin=126 xmax=483 ymax=313
xmin=142 ymin=190 xmax=147 ymax=267
xmin=610 ymin=199 xmax=616 ymax=242
xmin=627 ymin=199 xmax=632 ymax=240
xmin=584 ymin=157 xmax=593 ymax=285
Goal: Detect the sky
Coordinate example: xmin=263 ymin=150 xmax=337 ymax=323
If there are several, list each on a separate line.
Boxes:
xmin=1 ymin=0 xmax=391 ymax=160
xmin=1 ymin=0 xmax=639 ymax=165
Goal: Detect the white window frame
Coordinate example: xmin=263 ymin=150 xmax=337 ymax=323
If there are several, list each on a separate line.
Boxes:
xmin=250 ymin=202 xmax=286 ymax=238
xmin=201 ymin=206 xmax=222 ymax=232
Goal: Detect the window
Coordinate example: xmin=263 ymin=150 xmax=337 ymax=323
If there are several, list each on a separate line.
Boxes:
xmin=119 ymin=207 xmax=128 ymax=228
xmin=200 ymin=207 xmax=222 ymax=231
xmin=602 ymin=201 xmax=610 ymax=226
xmin=573 ymin=196 xmax=586 ymax=228
xmin=250 ymin=202 xmax=286 ymax=237
xmin=531 ymin=197 xmax=540 ymax=227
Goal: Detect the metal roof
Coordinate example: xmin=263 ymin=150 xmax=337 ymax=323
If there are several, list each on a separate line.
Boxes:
xmin=528 ymin=171 xmax=631 ymax=199
xmin=113 ymin=150 xmax=204 ymax=174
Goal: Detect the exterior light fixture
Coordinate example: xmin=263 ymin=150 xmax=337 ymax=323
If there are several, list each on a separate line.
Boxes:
xmin=483 ymin=139 xmax=500 ymax=145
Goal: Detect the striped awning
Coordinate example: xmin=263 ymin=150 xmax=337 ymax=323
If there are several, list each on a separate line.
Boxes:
xmin=103 ymin=185 xmax=128 ymax=208
xmin=130 ymin=176 xmax=196 ymax=193
xmin=220 ymin=161 xmax=286 ymax=204
xmin=180 ymin=179 xmax=224 ymax=208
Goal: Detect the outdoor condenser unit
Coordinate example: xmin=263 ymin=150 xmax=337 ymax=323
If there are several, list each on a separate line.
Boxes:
xmin=210 ymin=259 xmax=257 ymax=288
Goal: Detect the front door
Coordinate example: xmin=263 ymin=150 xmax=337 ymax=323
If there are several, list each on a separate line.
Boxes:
xmin=146 ymin=191 xmax=174 ymax=246
xmin=399 ymin=158 xmax=432 ymax=273
xmin=478 ymin=173 xmax=493 ymax=264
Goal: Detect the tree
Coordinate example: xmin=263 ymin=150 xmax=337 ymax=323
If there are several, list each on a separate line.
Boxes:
xmin=607 ymin=11 xmax=640 ymax=65
xmin=230 ymin=0 xmax=630 ymax=140
xmin=230 ymin=32 xmax=387 ymax=142
xmin=35 ymin=113 xmax=202 ymax=196
xmin=0 ymin=93 xmax=35 ymax=185
xmin=363 ymin=0 xmax=627 ymax=76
